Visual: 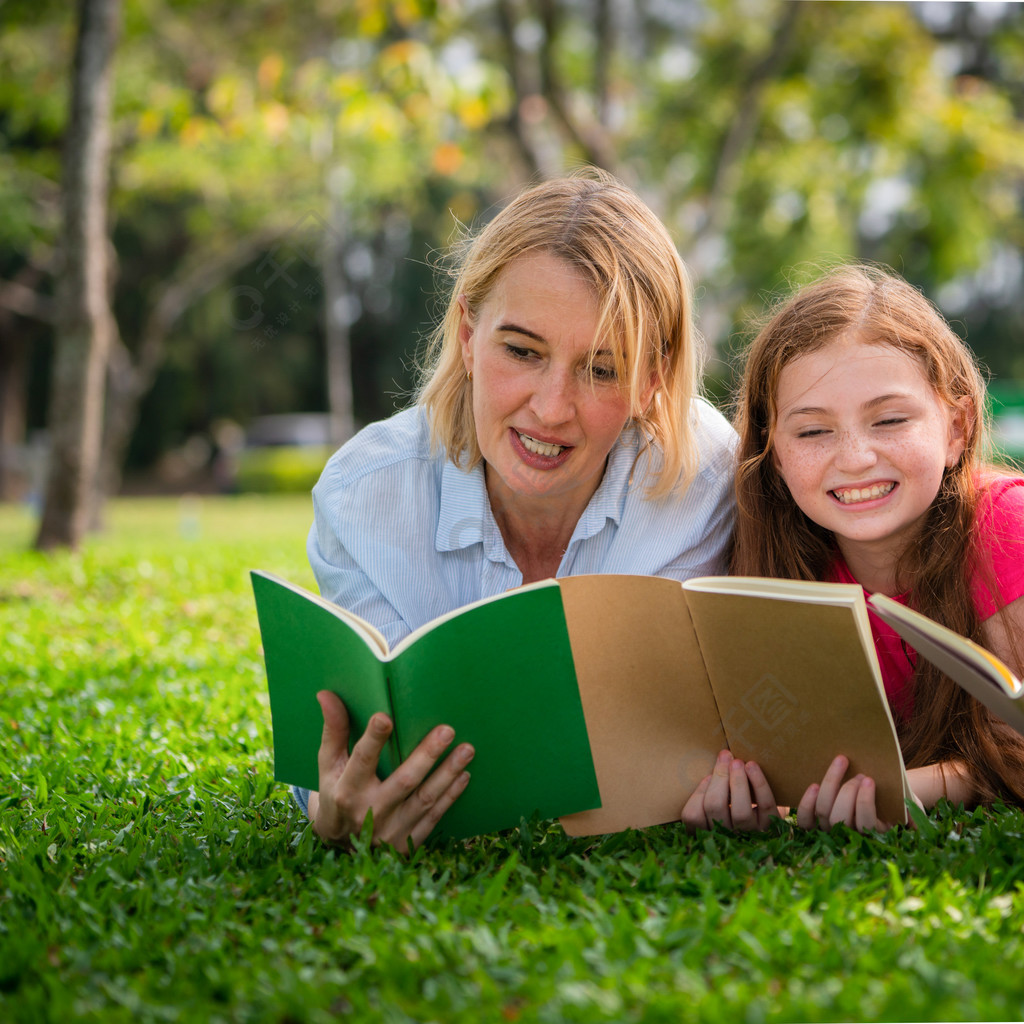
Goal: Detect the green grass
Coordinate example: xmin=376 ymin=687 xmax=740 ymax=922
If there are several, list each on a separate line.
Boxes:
xmin=2 ymin=495 xmax=1024 ymax=1023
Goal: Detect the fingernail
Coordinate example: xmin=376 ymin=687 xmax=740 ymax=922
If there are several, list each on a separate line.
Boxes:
xmin=437 ymin=725 xmax=454 ymax=745
xmin=456 ymin=744 xmax=474 ymax=767
xmin=718 ymin=750 xmax=731 ymax=765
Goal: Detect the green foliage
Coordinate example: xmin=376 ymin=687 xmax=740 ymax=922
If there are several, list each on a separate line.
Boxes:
xmin=233 ymin=445 xmax=333 ymax=493
xmin=2 ymin=496 xmax=1024 ymax=1022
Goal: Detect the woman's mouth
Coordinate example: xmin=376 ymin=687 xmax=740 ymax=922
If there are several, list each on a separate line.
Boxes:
xmin=517 ymin=431 xmax=567 ymax=457
xmin=830 ymin=482 xmax=896 ymax=505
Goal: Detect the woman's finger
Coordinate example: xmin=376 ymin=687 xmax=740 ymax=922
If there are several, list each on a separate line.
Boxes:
xmin=725 ymin=757 xmax=758 ymax=830
xmin=702 ymin=750 xmax=735 ymax=829
xmin=342 ymin=710 xmax=397 ymax=788
xmin=406 ymin=768 xmax=473 ymax=849
xmin=376 ymin=723 xmax=458 ymax=806
xmin=681 ymin=775 xmax=713 ymax=832
xmin=744 ymin=761 xmax=782 ymax=830
xmin=316 ymin=690 xmax=353 ymax=778
xmin=388 ymin=740 xmax=476 ymax=837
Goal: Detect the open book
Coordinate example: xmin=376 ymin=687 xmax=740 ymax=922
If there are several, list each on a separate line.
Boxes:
xmin=251 ymin=572 xmax=914 ymax=840
xmin=867 ymin=593 xmax=1024 ymax=735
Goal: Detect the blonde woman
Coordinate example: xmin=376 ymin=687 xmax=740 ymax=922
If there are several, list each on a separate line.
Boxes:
xmin=303 ymin=170 xmax=737 ymax=849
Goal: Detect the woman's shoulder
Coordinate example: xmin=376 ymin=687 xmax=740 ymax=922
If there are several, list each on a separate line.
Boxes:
xmin=316 ymin=406 xmax=438 ymax=489
xmin=690 ymin=396 xmax=740 ymax=471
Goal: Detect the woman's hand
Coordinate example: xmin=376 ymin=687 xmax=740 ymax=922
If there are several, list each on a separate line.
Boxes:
xmin=308 ymin=690 xmax=474 ymax=852
xmin=681 ymin=749 xmax=782 ymax=833
xmin=795 ymin=755 xmax=926 ymax=833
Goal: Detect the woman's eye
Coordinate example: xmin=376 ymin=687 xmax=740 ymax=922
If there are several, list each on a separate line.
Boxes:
xmin=876 ymin=417 xmax=908 ymax=427
xmin=505 ymin=344 xmax=534 ymax=360
xmin=587 ymin=363 xmax=618 ymax=384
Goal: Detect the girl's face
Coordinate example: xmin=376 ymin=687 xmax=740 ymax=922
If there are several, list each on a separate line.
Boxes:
xmin=771 ymin=334 xmax=968 ymax=583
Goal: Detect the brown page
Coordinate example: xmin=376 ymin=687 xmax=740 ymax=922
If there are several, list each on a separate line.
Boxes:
xmin=557 ymin=575 xmax=721 ymax=835
xmin=684 ymin=587 xmax=909 ymax=824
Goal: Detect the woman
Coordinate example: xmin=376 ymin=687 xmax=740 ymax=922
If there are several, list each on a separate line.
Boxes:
xmin=302 ymin=169 xmax=737 ymax=849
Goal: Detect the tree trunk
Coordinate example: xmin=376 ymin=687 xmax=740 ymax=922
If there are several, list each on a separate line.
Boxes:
xmin=322 ymin=190 xmax=355 ymax=448
xmin=34 ymin=0 xmax=121 ymax=551
xmin=0 ymin=313 xmax=30 ymax=501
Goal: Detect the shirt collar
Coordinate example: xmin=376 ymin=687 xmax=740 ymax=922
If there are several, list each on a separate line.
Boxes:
xmin=436 ymin=454 xmax=488 ymax=553
xmin=568 ymin=427 xmax=641 ymax=542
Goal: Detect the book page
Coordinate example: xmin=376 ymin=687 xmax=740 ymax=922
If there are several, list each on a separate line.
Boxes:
xmin=557 ymin=575 xmax=721 ymax=836
xmin=683 ymin=580 xmax=911 ymax=824
xmin=868 ymin=593 xmax=1024 ymax=736
xmin=252 ymin=570 xmax=390 ymax=656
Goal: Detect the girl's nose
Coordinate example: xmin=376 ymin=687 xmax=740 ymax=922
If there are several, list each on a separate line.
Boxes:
xmin=833 ymin=429 xmax=878 ymax=472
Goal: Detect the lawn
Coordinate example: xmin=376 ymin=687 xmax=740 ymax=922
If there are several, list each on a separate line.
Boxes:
xmin=2 ymin=495 xmax=1024 ymax=1023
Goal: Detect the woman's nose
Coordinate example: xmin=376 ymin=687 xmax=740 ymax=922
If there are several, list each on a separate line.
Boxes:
xmin=530 ymin=369 xmax=576 ymax=425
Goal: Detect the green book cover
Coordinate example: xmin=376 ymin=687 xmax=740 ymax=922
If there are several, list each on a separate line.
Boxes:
xmin=250 ymin=571 xmax=601 ymax=841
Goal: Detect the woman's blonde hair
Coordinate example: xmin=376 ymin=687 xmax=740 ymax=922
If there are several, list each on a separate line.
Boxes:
xmin=417 ymin=168 xmax=702 ymax=498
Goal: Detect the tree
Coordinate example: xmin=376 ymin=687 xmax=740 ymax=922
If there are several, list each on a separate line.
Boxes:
xmin=34 ymin=0 xmax=120 ymax=550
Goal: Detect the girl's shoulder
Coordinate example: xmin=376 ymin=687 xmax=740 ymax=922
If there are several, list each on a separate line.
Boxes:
xmin=972 ymin=471 xmax=1024 ymax=617
xmin=975 ymin=471 xmax=1024 ymax=527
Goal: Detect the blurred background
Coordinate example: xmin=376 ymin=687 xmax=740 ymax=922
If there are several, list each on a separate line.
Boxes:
xmin=2 ymin=0 xmax=1023 ymax=542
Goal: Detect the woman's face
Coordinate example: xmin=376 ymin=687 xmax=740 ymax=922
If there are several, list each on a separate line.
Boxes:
xmin=459 ymin=252 xmax=649 ymax=516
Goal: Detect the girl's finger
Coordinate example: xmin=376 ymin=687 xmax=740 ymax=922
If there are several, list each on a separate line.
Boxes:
xmin=796 ymin=783 xmax=820 ymax=830
xmin=815 ymin=755 xmax=850 ymax=829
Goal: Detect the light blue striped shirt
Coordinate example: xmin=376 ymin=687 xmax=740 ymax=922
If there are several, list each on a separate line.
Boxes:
xmin=307 ymin=401 xmax=737 ymax=650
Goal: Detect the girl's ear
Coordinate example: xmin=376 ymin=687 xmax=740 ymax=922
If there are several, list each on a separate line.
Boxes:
xmin=946 ymin=396 xmax=975 ymax=467
xmin=457 ymin=294 xmax=474 ymax=376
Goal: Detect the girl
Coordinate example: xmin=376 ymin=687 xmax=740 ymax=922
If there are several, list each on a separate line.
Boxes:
xmin=683 ymin=264 xmax=1024 ymax=833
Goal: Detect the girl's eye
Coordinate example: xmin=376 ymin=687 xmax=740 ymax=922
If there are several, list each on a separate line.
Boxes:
xmin=796 ymin=427 xmax=829 ymax=438
xmin=876 ymin=416 xmax=907 ymax=427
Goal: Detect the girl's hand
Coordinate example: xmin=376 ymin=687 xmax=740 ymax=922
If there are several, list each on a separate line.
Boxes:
xmin=308 ymin=690 xmax=474 ymax=852
xmin=795 ymin=754 xmax=925 ymax=833
xmin=681 ymin=749 xmax=782 ymax=832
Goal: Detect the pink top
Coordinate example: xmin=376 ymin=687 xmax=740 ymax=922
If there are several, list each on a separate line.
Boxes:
xmin=828 ymin=476 xmax=1024 ymax=721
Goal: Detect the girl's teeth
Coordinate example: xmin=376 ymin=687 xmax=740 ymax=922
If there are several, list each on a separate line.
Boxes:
xmin=833 ymin=482 xmax=895 ymax=504
xmin=519 ymin=432 xmax=565 ymax=457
